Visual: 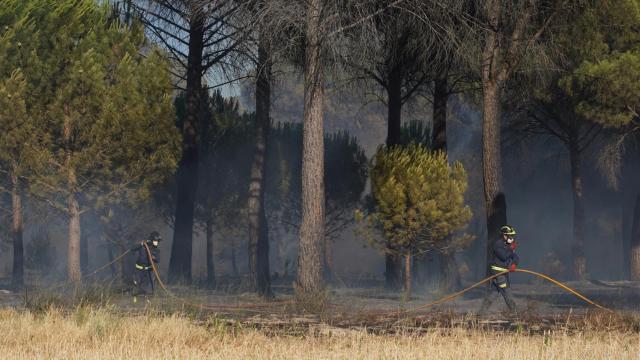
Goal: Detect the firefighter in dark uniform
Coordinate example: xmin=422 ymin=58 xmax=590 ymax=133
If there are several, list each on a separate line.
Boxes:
xmin=132 ymin=231 xmax=161 ymax=296
xmin=478 ymin=225 xmax=519 ymax=315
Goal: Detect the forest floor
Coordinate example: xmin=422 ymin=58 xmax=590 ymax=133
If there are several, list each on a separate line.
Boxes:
xmin=1 ymin=277 xmax=639 ymax=323
xmin=0 ymin=279 xmax=638 ymax=359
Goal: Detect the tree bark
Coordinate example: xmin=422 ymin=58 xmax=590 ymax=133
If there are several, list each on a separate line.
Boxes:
xmin=169 ymin=11 xmax=205 ymax=284
xmin=64 ymin=116 xmax=81 ymax=284
xmin=432 ymin=73 xmax=460 ymax=291
xmin=621 ymin=154 xmax=634 ymax=280
xmin=384 ymin=65 xmax=403 ymax=290
xmin=570 ymin=144 xmax=587 ymax=279
xmin=323 ymin=237 xmax=334 ymax=282
xmin=403 ymin=251 xmax=412 ymax=295
xmin=206 ymin=209 xmax=216 ymax=288
xmin=248 ymin=32 xmax=272 ymax=298
xmin=630 ymin=194 xmax=640 ymax=280
xmin=67 ymin=180 xmax=82 ymax=284
xmin=297 ymin=0 xmax=325 ymax=294
xmin=441 ymin=252 xmax=461 ymax=292
xmin=107 ymin=244 xmax=118 ymax=281
xmin=481 ymin=1 xmax=508 ymax=276
xmin=10 ymin=170 xmax=23 ymax=289
xmin=231 ymin=237 xmax=238 ymax=278
xmin=80 ymin=226 xmax=88 ymax=275
xmin=432 ymin=74 xmax=448 ymax=152
xmin=386 ymin=66 xmax=402 ymax=147
xmin=481 ymin=79 xmax=507 ymax=274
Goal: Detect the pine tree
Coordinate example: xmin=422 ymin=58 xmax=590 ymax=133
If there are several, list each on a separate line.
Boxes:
xmin=2 ymin=0 xmax=180 ymax=283
xmin=366 ymin=145 xmax=473 ymax=295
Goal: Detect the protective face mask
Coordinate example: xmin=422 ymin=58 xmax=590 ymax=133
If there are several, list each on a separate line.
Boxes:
xmin=506 ymin=237 xmax=514 ymax=244
xmin=152 ymin=240 xmax=159 ymax=247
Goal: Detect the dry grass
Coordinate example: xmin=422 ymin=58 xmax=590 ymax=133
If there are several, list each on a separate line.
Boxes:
xmin=0 ymin=307 xmax=638 ymax=359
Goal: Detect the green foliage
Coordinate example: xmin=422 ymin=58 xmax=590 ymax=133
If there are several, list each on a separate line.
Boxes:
xmin=399 ymin=120 xmax=431 ymax=147
xmin=25 ymin=226 xmax=55 ymax=273
xmin=367 ymin=144 xmax=472 ymax=257
xmin=267 ymin=123 xmax=368 ymax=237
xmin=188 ymin=113 xmax=368 ymax=239
xmin=0 ymin=69 xmax=38 ymax=176
xmin=1 ymin=0 xmax=180 ymax=211
xmin=197 ymin=91 xmax=254 ymax=230
xmin=556 ymin=0 xmax=640 ymax=128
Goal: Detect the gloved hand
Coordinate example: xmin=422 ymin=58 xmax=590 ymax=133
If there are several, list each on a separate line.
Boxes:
xmin=510 ymin=241 xmax=517 ymax=251
xmin=509 ymin=264 xmax=517 ymax=272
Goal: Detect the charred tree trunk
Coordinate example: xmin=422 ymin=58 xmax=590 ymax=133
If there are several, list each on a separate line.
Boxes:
xmin=106 ymin=243 xmax=120 ymax=281
xmin=569 ymin=144 xmax=587 ymax=279
xmin=386 ymin=66 xmax=402 ymax=147
xmin=169 ymin=12 xmax=205 ymax=284
xmin=622 ymin=196 xmax=632 ymax=280
xmin=297 ymin=0 xmax=325 ymax=294
xmin=621 ymin=153 xmax=634 ymax=280
xmin=485 ymin=193 xmax=507 ymax=276
xmin=432 ymin=74 xmax=448 ymax=152
xmin=384 ymin=65 xmax=403 ymax=290
xmin=248 ymin=33 xmax=272 ymax=298
xmin=206 ymin=209 xmax=216 ymax=288
xmin=231 ymin=237 xmax=238 ymax=278
xmin=441 ymin=253 xmax=461 ymax=292
xmin=10 ymin=170 xmax=23 ymax=289
xmin=629 ymin=195 xmax=640 ymax=280
xmin=432 ymin=73 xmax=460 ymax=291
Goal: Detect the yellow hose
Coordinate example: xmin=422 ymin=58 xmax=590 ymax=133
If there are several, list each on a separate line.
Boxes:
xmin=402 ymin=272 xmax=505 ymax=313
xmin=142 ymin=243 xmax=285 ymax=312
xmin=514 ymin=268 xmax=613 ymax=313
xmin=399 ymin=268 xmax=615 ymax=315
xmin=144 ymin=243 xmax=615 ymax=315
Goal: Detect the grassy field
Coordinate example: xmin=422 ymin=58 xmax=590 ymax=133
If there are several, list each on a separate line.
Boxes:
xmin=0 ymin=306 xmax=638 ymax=359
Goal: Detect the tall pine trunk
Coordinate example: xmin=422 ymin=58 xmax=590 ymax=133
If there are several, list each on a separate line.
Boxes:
xmin=481 ymin=2 xmax=508 ymax=276
xmin=10 ymin=170 xmax=23 ymax=288
xmin=630 ymin=195 xmax=640 ymax=280
xmin=403 ymin=251 xmax=412 ymax=295
xmin=231 ymin=237 xmax=238 ymax=278
xmin=323 ymin=237 xmax=334 ymax=282
xmin=386 ymin=66 xmax=402 ymax=147
xmin=621 ymin=152 xmax=635 ymax=280
xmin=64 ymin=115 xmax=81 ymax=284
xmin=247 ymin=32 xmax=272 ymax=297
xmin=297 ymin=0 xmax=325 ymax=294
xmin=481 ymin=80 xmax=507 ymax=275
xmin=80 ymin=225 xmax=88 ymax=275
xmin=67 ymin=173 xmax=82 ymax=285
xmin=570 ymin=144 xmax=587 ymax=279
xmin=433 ymin=73 xmax=460 ymax=291
xmin=432 ymin=75 xmax=448 ymax=152
xmin=169 ymin=12 xmax=205 ymax=284
xmin=384 ymin=65 xmax=403 ymax=290
xmin=206 ymin=209 xmax=216 ymax=288
xmin=622 ymin=193 xmax=632 ymax=280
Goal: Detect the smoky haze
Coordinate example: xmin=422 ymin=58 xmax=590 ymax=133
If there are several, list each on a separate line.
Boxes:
xmin=0 ymin=73 xmax=634 ymax=296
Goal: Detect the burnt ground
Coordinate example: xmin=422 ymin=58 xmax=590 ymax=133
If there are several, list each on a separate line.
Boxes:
xmin=0 ymin=277 xmax=638 ymax=335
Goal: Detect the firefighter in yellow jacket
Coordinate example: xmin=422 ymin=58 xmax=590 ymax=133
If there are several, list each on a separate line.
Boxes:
xmin=478 ymin=225 xmax=519 ymax=315
xmin=132 ymin=231 xmax=161 ymax=296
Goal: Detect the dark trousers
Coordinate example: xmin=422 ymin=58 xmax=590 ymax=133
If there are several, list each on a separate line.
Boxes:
xmin=478 ymin=275 xmax=517 ymax=315
xmin=133 ymin=269 xmax=154 ymax=295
